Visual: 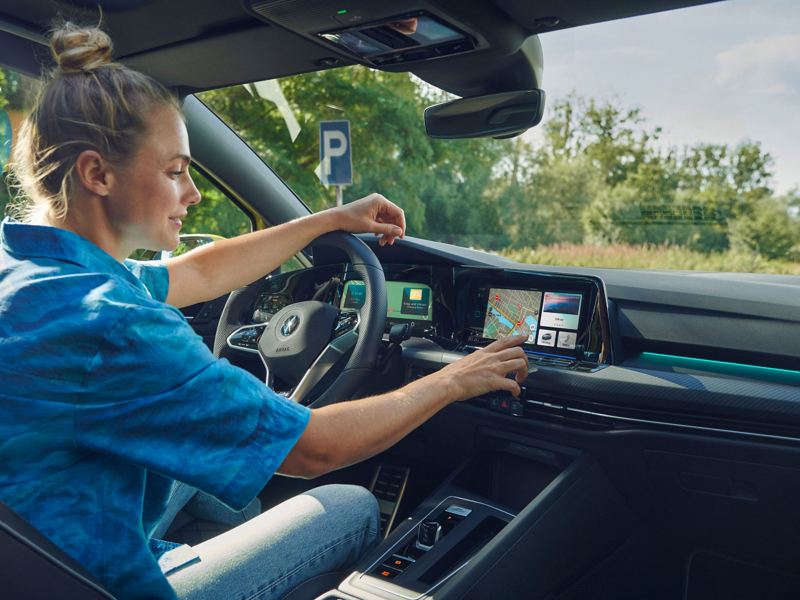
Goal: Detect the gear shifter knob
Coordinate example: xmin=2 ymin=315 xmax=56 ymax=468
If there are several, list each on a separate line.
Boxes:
xmin=416 ymin=520 xmax=442 ymax=550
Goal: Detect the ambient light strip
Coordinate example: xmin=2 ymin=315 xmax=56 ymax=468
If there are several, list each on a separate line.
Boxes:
xmin=565 ymin=407 xmax=800 ymax=444
xmin=638 ymin=352 xmax=800 ymax=386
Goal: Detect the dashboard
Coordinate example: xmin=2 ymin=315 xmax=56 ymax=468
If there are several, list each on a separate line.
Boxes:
xmin=237 ymin=263 xmax=609 ymax=372
xmin=222 ymin=244 xmax=800 ymax=446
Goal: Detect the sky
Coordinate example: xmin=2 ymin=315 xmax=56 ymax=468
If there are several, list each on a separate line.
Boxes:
xmin=528 ymin=0 xmax=800 ymax=194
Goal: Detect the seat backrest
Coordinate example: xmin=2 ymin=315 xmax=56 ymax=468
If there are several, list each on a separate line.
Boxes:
xmin=0 ymin=501 xmax=115 ymax=599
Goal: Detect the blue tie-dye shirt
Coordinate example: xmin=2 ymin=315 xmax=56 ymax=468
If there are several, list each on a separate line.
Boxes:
xmin=0 ymin=219 xmax=311 ymax=599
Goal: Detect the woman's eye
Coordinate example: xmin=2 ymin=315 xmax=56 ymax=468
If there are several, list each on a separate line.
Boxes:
xmin=170 ymin=170 xmax=185 ymax=177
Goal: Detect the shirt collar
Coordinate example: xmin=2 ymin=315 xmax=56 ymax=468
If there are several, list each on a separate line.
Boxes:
xmin=1 ymin=218 xmax=143 ymax=287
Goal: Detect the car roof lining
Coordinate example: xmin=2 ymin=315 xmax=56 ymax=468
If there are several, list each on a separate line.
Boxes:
xmin=0 ymin=0 xmax=722 ymax=95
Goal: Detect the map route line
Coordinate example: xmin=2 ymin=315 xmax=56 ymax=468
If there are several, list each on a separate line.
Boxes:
xmin=487 ymin=298 xmax=527 ymax=331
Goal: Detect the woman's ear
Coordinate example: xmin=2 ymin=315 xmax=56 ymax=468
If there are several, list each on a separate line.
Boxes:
xmin=74 ymin=150 xmax=114 ymax=197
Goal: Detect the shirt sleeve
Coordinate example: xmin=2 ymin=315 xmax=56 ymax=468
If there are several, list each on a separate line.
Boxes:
xmin=124 ymin=259 xmax=170 ymax=303
xmin=75 ymin=303 xmax=311 ymax=510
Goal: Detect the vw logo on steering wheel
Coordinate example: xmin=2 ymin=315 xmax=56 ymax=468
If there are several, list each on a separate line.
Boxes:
xmin=280 ymin=314 xmax=300 ymax=338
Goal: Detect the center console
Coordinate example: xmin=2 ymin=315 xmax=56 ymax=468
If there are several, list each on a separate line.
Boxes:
xmin=314 ymin=434 xmax=635 ymax=600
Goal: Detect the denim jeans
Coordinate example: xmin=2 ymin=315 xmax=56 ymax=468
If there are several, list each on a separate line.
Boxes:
xmin=161 ymin=484 xmax=379 ymax=600
xmin=151 ymin=482 xmax=261 ymax=543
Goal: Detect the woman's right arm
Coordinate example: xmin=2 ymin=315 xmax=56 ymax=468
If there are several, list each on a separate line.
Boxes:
xmin=278 ymin=335 xmax=529 ymax=478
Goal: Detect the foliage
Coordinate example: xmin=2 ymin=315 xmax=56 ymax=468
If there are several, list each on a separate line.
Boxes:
xmin=1 ymin=62 xmax=797 ymax=274
xmin=500 ymin=243 xmax=800 ymax=275
xmin=182 ymin=166 xmax=252 ymax=238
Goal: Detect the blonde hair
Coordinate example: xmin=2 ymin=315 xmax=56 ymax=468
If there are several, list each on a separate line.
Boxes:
xmin=8 ymin=21 xmax=180 ymax=224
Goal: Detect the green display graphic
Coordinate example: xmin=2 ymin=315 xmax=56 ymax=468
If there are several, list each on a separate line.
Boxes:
xmin=341 ymin=280 xmax=432 ymax=321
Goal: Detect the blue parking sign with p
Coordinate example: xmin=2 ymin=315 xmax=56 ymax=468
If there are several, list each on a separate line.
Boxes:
xmin=319 ymin=120 xmax=352 ymax=186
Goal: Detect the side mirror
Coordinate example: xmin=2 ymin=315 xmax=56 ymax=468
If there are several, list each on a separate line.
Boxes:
xmin=424 ymin=89 xmax=545 ymax=139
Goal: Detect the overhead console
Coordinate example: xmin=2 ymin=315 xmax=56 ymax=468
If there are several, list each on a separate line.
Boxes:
xmin=317 ymin=11 xmax=475 ymax=67
xmin=247 ymin=1 xmax=487 ymax=67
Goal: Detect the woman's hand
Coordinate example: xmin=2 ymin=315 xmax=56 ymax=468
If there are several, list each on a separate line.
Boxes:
xmin=432 ymin=335 xmax=530 ymax=402
xmin=324 ymin=193 xmax=406 ymax=246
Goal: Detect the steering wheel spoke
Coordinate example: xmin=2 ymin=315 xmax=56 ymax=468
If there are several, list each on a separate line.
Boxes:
xmin=226 ymin=323 xmax=271 ymax=384
xmin=289 ymin=323 xmax=359 ymax=403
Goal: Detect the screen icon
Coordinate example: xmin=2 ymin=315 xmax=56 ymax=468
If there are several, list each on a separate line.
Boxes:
xmin=537 ymin=329 xmax=556 ymax=347
xmin=557 ymin=331 xmax=577 ymax=350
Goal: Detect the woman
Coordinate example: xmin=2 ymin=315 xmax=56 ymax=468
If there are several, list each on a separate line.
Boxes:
xmin=0 ymin=22 xmax=528 ymax=600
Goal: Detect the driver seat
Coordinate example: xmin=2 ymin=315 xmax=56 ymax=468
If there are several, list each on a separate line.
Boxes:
xmin=0 ymin=500 xmax=115 ymax=599
xmin=0 ymin=499 xmax=347 ymax=600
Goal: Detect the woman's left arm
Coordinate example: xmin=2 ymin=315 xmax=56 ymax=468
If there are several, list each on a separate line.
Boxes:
xmin=164 ymin=193 xmax=405 ymax=308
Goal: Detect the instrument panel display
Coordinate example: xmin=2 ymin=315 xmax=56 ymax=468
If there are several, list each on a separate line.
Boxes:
xmin=341 ymin=280 xmax=433 ymax=323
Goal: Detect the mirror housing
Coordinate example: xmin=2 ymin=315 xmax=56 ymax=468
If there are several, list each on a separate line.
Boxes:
xmin=424 ymin=89 xmax=545 ymax=139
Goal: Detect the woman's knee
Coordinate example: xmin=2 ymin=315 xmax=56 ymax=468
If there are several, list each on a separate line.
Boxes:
xmin=302 ymin=484 xmax=379 ymax=537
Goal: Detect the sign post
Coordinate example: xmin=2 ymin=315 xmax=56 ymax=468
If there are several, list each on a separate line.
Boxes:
xmin=319 ymin=120 xmax=352 ymax=206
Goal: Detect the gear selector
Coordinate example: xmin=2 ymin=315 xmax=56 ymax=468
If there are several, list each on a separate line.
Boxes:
xmin=416 ymin=520 xmax=442 ymax=551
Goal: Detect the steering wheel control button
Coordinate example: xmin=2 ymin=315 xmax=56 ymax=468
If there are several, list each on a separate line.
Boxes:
xmin=227 ymin=324 xmax=267 ymax=351
xmin=416 ymin=520 xmax=442 ymax=550
xmin=333 ymin=311 xmax=359 ymax=337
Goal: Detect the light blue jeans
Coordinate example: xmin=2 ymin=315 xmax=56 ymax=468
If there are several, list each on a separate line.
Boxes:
xmin=158 ymin=484 xmax=379 ymax=600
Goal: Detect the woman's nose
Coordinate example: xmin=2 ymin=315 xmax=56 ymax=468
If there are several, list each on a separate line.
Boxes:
xmin=184 ymin=173 xmax=202 ymax=206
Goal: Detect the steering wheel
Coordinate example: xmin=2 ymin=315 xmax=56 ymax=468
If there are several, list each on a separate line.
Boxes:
xmin=213 ymin=231 xmax=387 ymax=408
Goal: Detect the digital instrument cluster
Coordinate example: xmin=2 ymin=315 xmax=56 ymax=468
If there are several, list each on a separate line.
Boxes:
xmin=341 ymin=280 xmax=433 ymax=332
xmin=252 ymin=292 xmax=292 ymax=323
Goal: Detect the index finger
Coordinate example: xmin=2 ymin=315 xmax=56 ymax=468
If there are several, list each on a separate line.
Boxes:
xmin=484 ymin=334 xmax=528 ymax=352
xmin=377 ymin=198 xmax=406 ymax=238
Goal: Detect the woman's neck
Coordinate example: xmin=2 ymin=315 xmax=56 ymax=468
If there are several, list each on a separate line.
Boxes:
xmin=48 ymin=197 xmax=131 ymax=263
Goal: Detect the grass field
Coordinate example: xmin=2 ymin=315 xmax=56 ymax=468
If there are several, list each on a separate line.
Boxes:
xmin=499 ymin=243 xmax=800 ymax=275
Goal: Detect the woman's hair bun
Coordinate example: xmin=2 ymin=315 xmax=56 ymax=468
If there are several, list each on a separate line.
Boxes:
xmin=50 ymin=22 xmax=114 ymax=73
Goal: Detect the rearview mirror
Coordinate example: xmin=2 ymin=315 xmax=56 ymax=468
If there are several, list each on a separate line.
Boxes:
xmin=424 ymin=89 xmax=545 ymax=139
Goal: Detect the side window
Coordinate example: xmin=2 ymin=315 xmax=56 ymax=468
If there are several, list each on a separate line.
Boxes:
xmin=182 ymin=165 xmax=252 ymax=239
xmin=0 ymin=67 xmax=40 ymax=218
xmin=182 ymin=166 xmax=307 ymax=274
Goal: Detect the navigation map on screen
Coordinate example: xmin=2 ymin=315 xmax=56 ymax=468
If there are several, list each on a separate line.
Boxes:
xmin=483 ymin=288 xmax=542 ymax=344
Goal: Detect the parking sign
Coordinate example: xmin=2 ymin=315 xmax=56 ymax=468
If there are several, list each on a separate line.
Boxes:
xmin=319 ymin=120 xmax=352 ymax=186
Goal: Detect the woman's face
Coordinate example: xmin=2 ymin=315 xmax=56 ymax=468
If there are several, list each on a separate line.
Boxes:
xmin=108 ymin=104 xmax=201 ymax=252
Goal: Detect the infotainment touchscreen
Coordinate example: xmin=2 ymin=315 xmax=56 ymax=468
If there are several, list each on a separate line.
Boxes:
xmin=483 ymin=288 xmax=542 ymax=344
xmin=482 ymin=287 xmax=584 ymax=354
xmin=341 ymin=280 xmax=433 ymax=322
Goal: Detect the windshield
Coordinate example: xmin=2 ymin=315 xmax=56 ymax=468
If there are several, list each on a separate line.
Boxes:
xmin=197 ymin=0 xmax=798 ymax=274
